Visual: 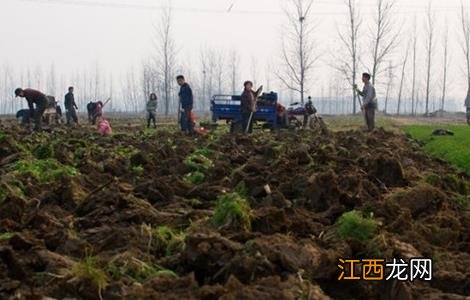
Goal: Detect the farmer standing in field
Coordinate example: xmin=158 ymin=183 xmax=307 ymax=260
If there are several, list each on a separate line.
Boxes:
xmin=304 ymin=96 xmax=316 ymax=128
xmin=146 ymin=93 xmax=158 ymax=128
xmin=355 ymin=73 xmax=377 ymax=131
xmin=177 ymin=75 xmax=194 ymax=134
xmin=15 ymin=88 xmax=49 ymax=131
xmin=64 ymin=86 xmax=79 ymax=126
xmin=241 ymin=81 xmax=257 ymax=134
xmin=87 ymin=101 xmax=95 ymax=124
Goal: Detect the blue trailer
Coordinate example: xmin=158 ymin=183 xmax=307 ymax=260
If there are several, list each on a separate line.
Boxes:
xmin=210 ymin=92 xmax=279 ymax=133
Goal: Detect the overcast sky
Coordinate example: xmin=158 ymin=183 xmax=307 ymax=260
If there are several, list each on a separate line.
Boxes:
xmin=0 ymin=0 xmax=468 ymax=104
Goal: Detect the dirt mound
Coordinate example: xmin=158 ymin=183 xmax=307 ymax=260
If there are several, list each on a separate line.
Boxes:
xmin=0 ymin=124 xmax=468 ymax=299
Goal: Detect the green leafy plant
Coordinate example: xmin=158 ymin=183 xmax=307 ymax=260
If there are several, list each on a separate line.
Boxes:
xmin=115 ymin=146 xmax=138 ymax=159
xmin=74 ymin=147 xmax=87 ymax=159
xmin=14 ymin=159 xmax=79 ymax=183
xmin=153 ymin=226 xmax=186 ymax=256
xmin=183 ymin=171 xmax=205 ymax=185
xmin=132 ymin=165 xmax=144 ymax=175
xmin=234 ymin=181 xmax=249 ymax=198
xmin=70 ymin=255 xmax=108 ymax=299
xmin=336 ymin=210 xmax=378 ymax=242
xmin=0 ymin=131 xmax=6 ymax=143
xmin=0 ymin=181 xmax=25 ymax=203
xmin=0 ymin=232 xmax=15 ymax=241
xmin=184 ymin=148 xmax=214 ymax=171
xmin=212 ymin=192 xmax=253 ymax=231
xmin=183 ymin=198 xmax=203 ymax=208
xmin=33 ymin=144 xmax=55 ymax=159
xmin=195 ymin=147 xmax=211 ymax=157
xmin=107 ymin=257 xmax=177 ymax=283
xmin=455 ymin=195 xmax=470 ymax=211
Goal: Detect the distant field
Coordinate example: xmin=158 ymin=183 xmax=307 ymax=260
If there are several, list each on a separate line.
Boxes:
xmin=403 ymin=125 xmax=470 ymax=174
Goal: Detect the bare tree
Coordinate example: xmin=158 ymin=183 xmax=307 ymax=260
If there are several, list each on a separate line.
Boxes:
xmin=200 ymin=48 xmax=216 ymax=111
xmin=92 ymin=62 xmax=102 ymax=101
xmin=214 ymin=51 xmax=226 ymax=94
xmin=26 ymin=68 xmax=32 ymax=88
xmin=440 ymin=21 xmax=450 ymax=115
xmin=46 ymin=64 xmax=57 ymax=97
xmin=142 ymin=62 xmax=152 ymax=100
xmin=228 ymin=50 xmax=240 ymax=95
xmin=34 ymin=66 xmax=42 ymax=91
xmin=265 ymin=61 xmax=273 ymax=92
xmin=108 ymin=73 xmax=114 ymax=112
xmin=122 ymin=67 xmax=141 ymax=112
xmin=410 ymin=17 xmax=418 ymax=116
xmin=251 ymin=55 xmax=259 ymax=88
xmin=424 ymin=2 xmax=435 ymax=115
xmin=460 ymin=3 xmax=470 ymax=108
xmin=153 ymin=1 xmax=177 ymax=115
xmin=334 ymin=0 xmax=361 ymax=114
xmin=369 ymin=0 xmax=400 ymax=86
xmin=277 ymin=0 xmax=319 ymax=104
xmin=1 ymin=65 xmax=11 ymax=113
xmin=142 ymin=59 xmax=160 ymax=102
xmin=397 ymin=40 xmax=410 ymax=116
xmin=383 ymin=61 xmax=394 ymax=114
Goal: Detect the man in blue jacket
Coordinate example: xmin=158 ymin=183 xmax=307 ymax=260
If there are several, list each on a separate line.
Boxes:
xmin=177 ymin=75 xmax=194 ymax=134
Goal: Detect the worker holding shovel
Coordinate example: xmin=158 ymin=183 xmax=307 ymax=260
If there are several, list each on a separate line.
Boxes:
xmin=354 ymin=73 xmax=377 ymax=131
xmin=241 ymin=81 xmax=257 ymax=134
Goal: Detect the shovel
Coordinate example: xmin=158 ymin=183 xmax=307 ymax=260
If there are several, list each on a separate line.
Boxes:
xmin=245 ymin=111 xmax=254 ymax=133
xmin=244 ymin=85 xmax=263 ymax=133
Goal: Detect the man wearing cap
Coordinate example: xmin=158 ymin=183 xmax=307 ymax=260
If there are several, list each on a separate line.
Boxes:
xmin=15 ymin=88 xmax=49 ymax=131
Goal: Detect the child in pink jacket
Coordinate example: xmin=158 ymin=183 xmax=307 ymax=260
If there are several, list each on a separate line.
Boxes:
xmin=97 ymin=116 xmax=112 ymax=136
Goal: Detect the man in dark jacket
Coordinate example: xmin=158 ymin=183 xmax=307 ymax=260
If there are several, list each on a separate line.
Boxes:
xmin=64 ymin=86 xmax=79 ymax=125
xmin=177 ymin=75 xmax=194 ymax=134
xmin=240 ymin=81 xmax=256 ymax=133
xmin=87 ymin=101 xmax=96 ymax=124
xmin=15 ymin=88 xmax=48 ymax=131
xmin=304 ymin=96 xmax=316 ymax=127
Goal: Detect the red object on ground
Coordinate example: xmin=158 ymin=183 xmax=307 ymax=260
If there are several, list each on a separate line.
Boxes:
xmin=98 ymin=119 xmax=112 ymax=136
xmin=196 ymin=127 xmax=209 ymax=135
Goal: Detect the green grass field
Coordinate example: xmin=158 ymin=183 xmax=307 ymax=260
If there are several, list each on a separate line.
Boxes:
xmin=403 ymin=125 xmax=470 ymax=174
